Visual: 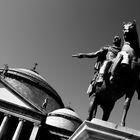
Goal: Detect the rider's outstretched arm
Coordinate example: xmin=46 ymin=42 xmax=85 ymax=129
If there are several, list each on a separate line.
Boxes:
xmin=72 ymin=49 xmax=103 ymax=59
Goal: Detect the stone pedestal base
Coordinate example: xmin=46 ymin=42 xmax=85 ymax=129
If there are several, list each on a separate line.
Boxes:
xmin=69 ymin=118 xmax=140 ymax=140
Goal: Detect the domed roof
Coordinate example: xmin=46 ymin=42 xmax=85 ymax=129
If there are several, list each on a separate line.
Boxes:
xmin=46 ymin=107 xmax=82 ymax=132
xmin=0 ymin=67 xmax=64 ymax=114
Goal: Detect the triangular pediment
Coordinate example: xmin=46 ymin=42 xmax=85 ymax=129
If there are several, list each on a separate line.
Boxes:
xmin=0 ymin=82 xmax=34 ymax=110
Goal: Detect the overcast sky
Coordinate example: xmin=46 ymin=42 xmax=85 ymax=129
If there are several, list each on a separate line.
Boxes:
xmin=0 ymin=0 xmax=140 ymax=130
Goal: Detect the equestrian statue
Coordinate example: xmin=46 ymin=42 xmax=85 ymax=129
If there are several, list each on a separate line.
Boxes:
xmin=73 ymin=20 xmax=140 ymax=126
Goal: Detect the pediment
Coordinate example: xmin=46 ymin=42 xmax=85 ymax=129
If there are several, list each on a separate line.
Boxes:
xmin=0 ymin=82 xmax=34 ymax=110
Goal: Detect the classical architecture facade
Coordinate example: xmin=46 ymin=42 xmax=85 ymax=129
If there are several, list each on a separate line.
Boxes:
xmin=0 ymin=67 xmax=82 ymax=140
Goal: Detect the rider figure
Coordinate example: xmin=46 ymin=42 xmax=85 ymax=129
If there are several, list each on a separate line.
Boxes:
xmin=72 ymin=36 xmax=121 ymax=96
xmin=96 ymin=36 xmax=122 ymax=84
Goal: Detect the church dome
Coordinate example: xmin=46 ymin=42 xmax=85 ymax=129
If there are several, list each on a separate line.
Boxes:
xmin=46 ymin=107 xmax=83 ymax=132
xmin=0 ymin=67 xmax=64 ymax=114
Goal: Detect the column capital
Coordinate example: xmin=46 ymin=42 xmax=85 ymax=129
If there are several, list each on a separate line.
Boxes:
xmin=33 ymin=122 xmax=41 ymax=127
xmin=18 ymin=118 xmax=26 ymax=122
xmin=4 ymin=113 xmax=11 ymax=117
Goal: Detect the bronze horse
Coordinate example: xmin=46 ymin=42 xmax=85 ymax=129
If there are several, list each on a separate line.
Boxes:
xmin=87 ymin=20 xmax=140 ymax=126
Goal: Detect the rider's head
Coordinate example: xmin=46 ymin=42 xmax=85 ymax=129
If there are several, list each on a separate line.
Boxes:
xmin=113 ymin=36 xmax=121 ymax=47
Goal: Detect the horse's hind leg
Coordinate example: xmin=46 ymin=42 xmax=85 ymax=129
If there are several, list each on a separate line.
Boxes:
xmin=120 ymin=96 xmax=132 ymax=126
xmin=87 ymin=96 xmax=98 ymax=121
xmin=120 ymin=62 xmax=139 ymax=126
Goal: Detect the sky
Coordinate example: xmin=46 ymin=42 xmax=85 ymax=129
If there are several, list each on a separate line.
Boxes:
xmin=0 ymin=0 xmax=140 ymax=130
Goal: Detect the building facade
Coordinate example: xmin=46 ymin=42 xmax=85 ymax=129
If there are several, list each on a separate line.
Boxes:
xmin=0 ymin=67 xmax=82 ymax=140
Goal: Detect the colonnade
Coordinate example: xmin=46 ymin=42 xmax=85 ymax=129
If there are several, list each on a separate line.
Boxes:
xmin=0 ymin=114 xmax=40 ymax=140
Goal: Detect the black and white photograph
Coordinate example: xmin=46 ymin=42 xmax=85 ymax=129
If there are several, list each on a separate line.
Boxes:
xmin=0 ymin=0 xmax=140 ymax=139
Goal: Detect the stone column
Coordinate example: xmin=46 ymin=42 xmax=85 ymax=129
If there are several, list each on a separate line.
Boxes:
xmin=29 ymin=122 xmax=40 ymax=140
xmin=0 ymin=114 xmax=10 ymax=138
xmin=12 ymin=119 xmax=24 ymax=140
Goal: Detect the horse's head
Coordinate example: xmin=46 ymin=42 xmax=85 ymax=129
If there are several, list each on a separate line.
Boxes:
xmin=123 ymin=20 xmax=138 ymax=42
xmin=123 ymin=20 xmax=140 ymax=56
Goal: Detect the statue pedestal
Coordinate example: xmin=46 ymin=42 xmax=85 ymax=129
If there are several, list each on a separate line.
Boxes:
xmin=69 ymin=118 xmax=140 ymax=140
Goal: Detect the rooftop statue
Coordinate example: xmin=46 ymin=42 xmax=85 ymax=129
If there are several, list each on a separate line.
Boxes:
xmin=73 ymin=20 xmax=140 ymax=126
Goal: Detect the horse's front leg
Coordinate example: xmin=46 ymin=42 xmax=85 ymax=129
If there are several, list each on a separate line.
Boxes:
xmin=87 ymin=95 xmax=98 ymax=121
xmin=102 ymin=101 xmax=115 ymax=121
xmin=120 ymin=97 xmax=131 ymax=126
